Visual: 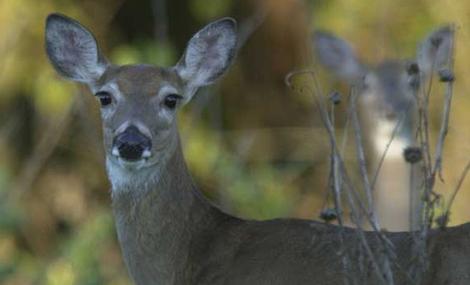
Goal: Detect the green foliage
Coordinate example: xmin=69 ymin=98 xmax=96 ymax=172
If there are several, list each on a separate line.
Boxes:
xmin=183 ymin=120 xmax=295 ymax=219
xmin=34 ymin=71 xmax=75 ymax=115
xmin=60 ymin=212 xmax=113 ymax=284
xmin=111 ymin=41 xmax=177 ymax=67
xmin=189 ymin=0 xmax=233 ymax=21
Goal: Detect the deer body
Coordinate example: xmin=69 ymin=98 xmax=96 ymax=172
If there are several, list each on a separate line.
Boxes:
xmin=111 ymin=144 xmax=470 ymax=285
xmin=110 ymin=141 xmax=406 ymax=285
xmin=45 ymin=14 xmax=470 ymax=285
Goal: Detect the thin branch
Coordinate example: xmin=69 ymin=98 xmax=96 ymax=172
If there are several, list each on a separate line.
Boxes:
xmin=152 ymin=0 xmax=168 ymax=42
xmin=350 ymin=88 xmax=378 ymax=228
xmin=237 ymin=4 xmax=268 ymax=51
xmin=444 ymin=159 xmax=470 ymax=219
xmin=287 ymin=71 xmax=396 ymax=285
xmin=370 ymin=105 xmax=411 ymax=189
xmin=431 ymin=25 xmax=456 ymax=181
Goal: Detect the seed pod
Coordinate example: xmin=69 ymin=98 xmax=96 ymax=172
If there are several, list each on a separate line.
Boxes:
xmin=436 ymin=213 xmax=449 ymax=229
xmin=431 ymin=36 xmax=443 ymax=48
xmin=329 ymin=91 xmax=341 ymax=105
xmin=320 ymin=208 xmax=338 ymax=222
xmin=403 ymin=147 xmax=423 ymax=164
xmin=438 ymin=68 xmax=455 ymax=82
xmin=406 ymin=62 xmax=420 ymax=75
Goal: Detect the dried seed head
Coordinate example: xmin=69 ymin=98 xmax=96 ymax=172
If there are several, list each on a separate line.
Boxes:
xmin=438 ymin=68 xmax=455 ymax=82
xmin=435 ymin=213 xmax=449 ymax=229
xmin=329 ymin=91 xmax=341 ymax=105
xmin=320 ymin=208 xmax=338 ymax=222
xmin=406 ymin=62 xmax=420 ymax=75
xmin=403 ymin=147 xmax=423 ymax=163
xmin=409 ymin=76 xmax=420 ymax=90
xmin=431 ymin=36 xmax=443 ymax=48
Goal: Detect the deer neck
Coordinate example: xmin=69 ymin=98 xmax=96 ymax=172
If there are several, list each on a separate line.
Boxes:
xmin=371 ymin=118 xmax=414 ymax=230
xmin=109 ymin=138 xmax=224 ymax=284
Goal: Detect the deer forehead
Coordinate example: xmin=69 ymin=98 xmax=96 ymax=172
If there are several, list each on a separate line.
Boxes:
xmin=365 ymin=61 xmax=414 ymax=102
xmin=375 ymin=62 xmax=411 ymax=89
xmin=98 ymin=64 xmax=184 ymax=97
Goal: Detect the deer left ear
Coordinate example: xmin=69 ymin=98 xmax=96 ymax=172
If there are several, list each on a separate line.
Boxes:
xmin=45 ymin=13 xmax=108 ymax=83
xmin=416 ymin=25 xmax=454 ymax=78
xmin=313 ymin=31 xmax=366 ymax=83
xmin=175 ymin=18 xmax=238 ymax=97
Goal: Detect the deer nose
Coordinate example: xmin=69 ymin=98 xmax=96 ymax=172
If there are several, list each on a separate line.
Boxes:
xmin=113 ymin=126 xmax=152 ymax=161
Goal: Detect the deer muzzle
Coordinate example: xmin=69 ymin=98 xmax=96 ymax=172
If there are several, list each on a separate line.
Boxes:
xmin=112 ymin=125 xmax=152 ymax=161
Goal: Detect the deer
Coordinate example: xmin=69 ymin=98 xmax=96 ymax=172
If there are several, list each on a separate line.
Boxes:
xmin=313 ymin=27 xmax=453 ymax=231
xmin=45 ymin=13 xmax=470 ymax=285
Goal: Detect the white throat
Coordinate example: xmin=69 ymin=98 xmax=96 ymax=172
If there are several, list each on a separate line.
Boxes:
xmin=105 ymin=158 xmax=163 ymax=197
xmin=372 ymin=119 xmax=410 ymax=159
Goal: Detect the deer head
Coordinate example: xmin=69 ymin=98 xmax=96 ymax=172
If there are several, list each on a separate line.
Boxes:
xmin=313 ymin=26 xmax=453 ymax=143
xmin=45 ymin=14 xmax=237 ymax=192
xmin=313 ymin=26 xmax=453 ymax=230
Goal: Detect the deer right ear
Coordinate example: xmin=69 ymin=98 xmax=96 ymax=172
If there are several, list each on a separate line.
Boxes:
xmin=416 ymin=26 xmax=454 ymax=78
xmin=175 ymin=18 xmax=237 ymax=98
xmin=45 ymin=13 xmax=108 ymax=83
xmin=313 ymin=31 xmax=366 ymax=82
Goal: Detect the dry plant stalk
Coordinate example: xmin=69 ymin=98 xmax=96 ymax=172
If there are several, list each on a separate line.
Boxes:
xmin=285 ymin=25 xmax=458 ymax=283
xmin=287 ymin=71 xmax=397 ymax=285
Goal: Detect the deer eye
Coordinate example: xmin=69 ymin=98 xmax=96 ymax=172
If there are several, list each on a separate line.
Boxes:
xmin=163 ymin=94 xmax=182 ymax=110
xmin=95 ymin=91 xmax=113 ymax=107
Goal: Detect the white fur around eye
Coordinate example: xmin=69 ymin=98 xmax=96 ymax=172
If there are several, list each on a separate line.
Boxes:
xmin=93 ymin=82 xmax=122 ymax=120
xmin=154 ymin=85 xmax=181 ymax=121
xmin=157 ymin=85 xmax=179 ymax=99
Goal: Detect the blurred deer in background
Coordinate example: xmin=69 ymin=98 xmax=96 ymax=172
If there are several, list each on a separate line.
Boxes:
xmin=313 ymin=27 xmax=453 ymax=231
xmin=45 ymin=14 xmax=470 ymax=285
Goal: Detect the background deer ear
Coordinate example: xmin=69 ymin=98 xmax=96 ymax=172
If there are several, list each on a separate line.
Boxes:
xmin=175 ymin=18 xmax=238 ymax=97
xmin=313 ymin=31 xmax=366 ymax=83
xmin=45 ymin=13 xmax=108 ymax=83
xmin=416 ymin=25 xmax=454 ymax=78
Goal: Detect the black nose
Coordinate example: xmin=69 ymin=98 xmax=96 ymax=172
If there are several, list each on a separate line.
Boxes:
xmin=113 ymin=126 xmax=152 ymax=161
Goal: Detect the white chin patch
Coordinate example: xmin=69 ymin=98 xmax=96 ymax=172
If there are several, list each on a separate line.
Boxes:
xmin=112 ymin=147 xmax=120 ymax=157
xmin=110 ymin=146 xmax=147 ymax=170
xmin=373 ymin=119 xmax=409 ymax=158
xmin=105 ymin=134 xmax=177 ymax=194
xmin=142 ymin=149 xmax=152 ymax=158
xmin=117 ymin=157 xmax=147 ymax=170
xmin=105 ymin=156 xmax=161 ymax=195
xmin=110 ymin=146 xmax=152 ymax=168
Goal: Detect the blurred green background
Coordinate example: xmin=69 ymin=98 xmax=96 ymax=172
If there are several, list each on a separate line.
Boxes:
xmin=0 ymin=0 xmax=469 ymax=284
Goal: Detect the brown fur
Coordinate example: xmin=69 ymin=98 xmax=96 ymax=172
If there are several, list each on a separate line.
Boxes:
xmin=112 ymin=138 xmax=470 ymax=285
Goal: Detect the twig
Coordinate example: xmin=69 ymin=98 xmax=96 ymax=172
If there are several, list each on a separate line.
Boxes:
xmin=328 ymin=92 xmax=351 ymax=285
xmin=350 ymin=88 xmax=379 ymax=228
xmin=152 ymin=0 xmax=168 ymax=42
xmin=236 ymin=4 xmax=268 ymax=51
xmin=289 ymin=72 xmax=389 ymax=234
xmin=431 ymin=25 xmax=456 ymax=181
xmin=350 ymin=96 xmax=399 ymax=281
xmin=412 ymin=25 xmax=456 ymax=283
xmin=287 ymin=71 xmax=396 ymax=285
xmin=370 ymin=105 xmax=411 ymax=190
xmin=443 ymin=159 xmax=470 ymax=220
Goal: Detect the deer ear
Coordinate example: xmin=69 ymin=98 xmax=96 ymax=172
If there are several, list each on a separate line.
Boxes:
xmin=313 ymin=31 xmax=366 ymax=83
xmin=45 ymin=13 xmax=108 ymax=83
xmin=416 ymin=26 xmax=454 ymax=78
xmin=175 ymin=18 xmax=237 ymax=94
